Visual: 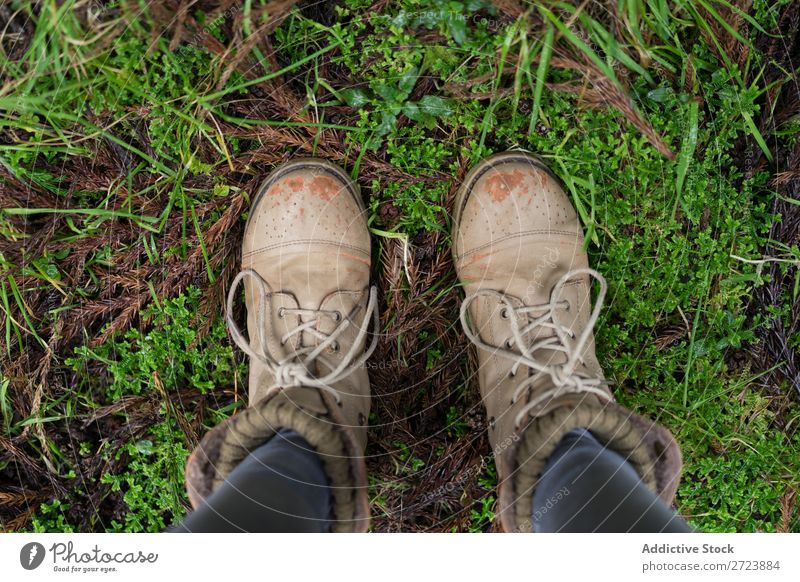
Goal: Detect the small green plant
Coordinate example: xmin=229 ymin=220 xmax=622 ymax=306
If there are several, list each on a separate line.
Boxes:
xmin=100 ymin=433 xmax=190 ymax=533
xmin=3 ymin=0 xmax=797 ymax=533
xmin=33 ymin=288 xmax=245 ymax=532
xmin=392 ymin=439 xmax=426 ymax=475
xmin=30 ymin=499 xmax=75 ymax=533
xmin=333 ymin=66 xmax=455 ymax=150
xmin=445 ymin=405 xmax=469 ymax=439
xmin=468 ymin=495 xmax=496 ymax=532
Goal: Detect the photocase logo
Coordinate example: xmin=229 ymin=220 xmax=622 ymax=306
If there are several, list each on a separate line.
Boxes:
xmin=20 ymin=542 xmax=46 ymax=570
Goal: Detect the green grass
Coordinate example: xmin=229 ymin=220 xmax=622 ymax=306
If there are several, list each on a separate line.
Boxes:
xmin=1 ymin=0 xmax=799 ymax=532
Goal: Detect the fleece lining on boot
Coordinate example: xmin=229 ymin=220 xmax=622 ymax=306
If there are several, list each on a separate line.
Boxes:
xmin=185 ymin=389 xmax=369 ymax=532
xmin=498 ymin=396 xmax=682 ymax=533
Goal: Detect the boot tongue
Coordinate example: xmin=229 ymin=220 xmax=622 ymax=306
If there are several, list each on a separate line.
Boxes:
xmin=475 ymin=289 xmax=575 ymax=371
xmin=461 ymin=242 xmax=592 ymax=372
xmin=308 ymin=290 xmax=368 ymax=371
xmin=519 ymin=303 xmax=573 ymax=370
xmin=244 ymin=252 xmax=370 ymax=352
xmin=244 ymin=283 xmax=304 ymax=403
xmin=261 ymin=289 xmax=367 ymax=376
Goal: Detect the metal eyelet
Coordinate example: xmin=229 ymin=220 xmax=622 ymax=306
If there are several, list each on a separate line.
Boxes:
xmin=330 ymin=341 xmax=340 ymax=353
xmin=332 ymin=311 xmax=342 ymax=322
xmin=277 ymin=307 xmax=285 ymax=319
xmin=489 ymin=416 xmax=496 ymax=430
xmin=504 ymin=339 xmax=514 ymax=349
xmin=500 ymin=308 xmax=510 ymax=319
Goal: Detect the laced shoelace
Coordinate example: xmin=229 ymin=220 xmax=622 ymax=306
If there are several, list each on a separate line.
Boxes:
xmin=460 ymin=268 xmax=612 ymax=429
xmin=226 ymin=268 xmax=379 ymax=404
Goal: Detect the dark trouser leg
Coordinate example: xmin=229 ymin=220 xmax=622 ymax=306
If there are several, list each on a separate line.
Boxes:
xmin=532 ymin=428 xmax=692 ymax=532
xmin=173 ymin=428 xmax=331 ymax=532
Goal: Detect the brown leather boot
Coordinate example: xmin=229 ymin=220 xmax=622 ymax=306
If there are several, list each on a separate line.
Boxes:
xmin=453 ymin=151 xmax=682 ymax=532
xmin=185 ymin=159 xmax=377 ymax=532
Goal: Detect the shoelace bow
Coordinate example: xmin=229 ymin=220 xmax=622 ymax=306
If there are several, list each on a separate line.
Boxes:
xmin=460 ymin=268 xmax=612 ymax=428
xmin=226 ymin=268 xmax=379 ymax=404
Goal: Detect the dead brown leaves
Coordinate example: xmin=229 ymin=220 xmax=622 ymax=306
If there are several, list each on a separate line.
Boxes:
xmin=750 ymin=1 xmax=800 ymax=404
xmin=357 ymin=155 xmax=496 ymax=532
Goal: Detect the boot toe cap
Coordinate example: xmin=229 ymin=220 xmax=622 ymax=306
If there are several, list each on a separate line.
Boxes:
xmin=243 ymin=161 xmax=370 ymax=259
xmin=454 ymin=155 xmax=581 ymax=260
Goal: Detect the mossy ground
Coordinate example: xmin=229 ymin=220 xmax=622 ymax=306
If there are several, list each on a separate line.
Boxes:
xmin=1 ymin=0 xmax=798 ymax=532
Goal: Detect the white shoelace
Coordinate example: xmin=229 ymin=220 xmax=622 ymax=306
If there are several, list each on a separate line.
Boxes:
xmin=226 ymin=268 xmax=379 ymax=404
xmin=460 ymin=268 xmax=612 ymax=428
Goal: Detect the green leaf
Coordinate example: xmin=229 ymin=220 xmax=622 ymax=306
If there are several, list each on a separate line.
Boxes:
xmin=417 ymin=95 xmax=453 ymax=118
xmin=446 ymin=12 xmax=467 ymax=45
xmin=390 ymin=10 xmax=409 ymax=28
xmin=466 ymin=0 xmax=490 ymax=11
xmin=741 ymin=110 xmax=773 ymax=162
xmin=340 ymin=88 xmax=371 ymax=108
xmin=366 ymin=112 xmax=397 ymax=150
xmin=676 ymin=99 xmax=699 ymax=196
xmin=529 ymin=24 xmax=554 ymax=135
xmin=375 ymin=83 xmax=403 ymax=103
xmin=398 ymin=67 xmax=419 ymax=98
xmin=402 ymin=101 xmax=427 ymax=123
xmin=647 ymin=86 xmax=673 ymax=103
xmin=135 ymin=440 xmax=154 ymax=455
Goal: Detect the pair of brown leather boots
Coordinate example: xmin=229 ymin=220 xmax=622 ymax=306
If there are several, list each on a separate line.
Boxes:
xmin=184 ymin=153 xmax=682 ymax=532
